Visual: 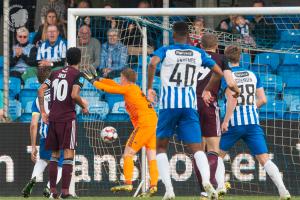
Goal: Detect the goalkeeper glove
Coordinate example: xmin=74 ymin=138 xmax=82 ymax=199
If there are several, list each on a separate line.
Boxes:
xmin=82 ymin=68 xmax=100 ymax=84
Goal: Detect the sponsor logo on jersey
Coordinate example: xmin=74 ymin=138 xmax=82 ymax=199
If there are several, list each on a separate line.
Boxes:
xmin=175 ymin=50 xmax=194 ymax=56
xmin=234 ymin=71 xmax=249 ymax=77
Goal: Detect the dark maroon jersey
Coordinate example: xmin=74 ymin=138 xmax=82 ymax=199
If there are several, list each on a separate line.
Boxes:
xmin=196 ymin=52 xmax=231 ymax=104
xmin=44 ymin=66 xmax=84 ymax=122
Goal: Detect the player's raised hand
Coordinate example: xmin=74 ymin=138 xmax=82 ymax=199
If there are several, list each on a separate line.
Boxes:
xmin=82 ymin=66 xmax=99 ymax=84
xmin=147 ymin=89 xmax=157 ymax=104
xmin=202 ymin=90 xmax=214 ymax=107
xmin=31 ymin=146 xmax=37 ymax=163
xmin=221 ymin=121 xmax=229 ymax=133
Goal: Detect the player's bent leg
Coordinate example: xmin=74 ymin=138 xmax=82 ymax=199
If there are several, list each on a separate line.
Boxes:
xmin=256 ymin=153 xmax=291 ymax=200
xmin=188 ymin=143 xmax=217 ymax=200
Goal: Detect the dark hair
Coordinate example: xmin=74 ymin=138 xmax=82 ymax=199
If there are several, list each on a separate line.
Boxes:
xmin=225 ymin=45 xmax=241 ymax=63
xmin=201 ymin=33 xmax=218 ymax=50
xmin=253 ymin=0 xmax=265 ymax=6
xmin=67 ymin=47 xmax=81 ymax=65
xmin=37 ymin=67 xmax=51 ymax=84
xmin=121 ymin=68 xmax=137 ymax=83
xmin=137 ymin=0 xmax=151 ymax=7
xmin=78 ymin=0 xmax=93 ymax=8
xmin=172 ymin=21 xmax=189 ymax=37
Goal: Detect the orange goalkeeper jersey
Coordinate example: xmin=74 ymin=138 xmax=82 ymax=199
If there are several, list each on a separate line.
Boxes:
xmin=93 ymin=79 xmax=157 ymax=128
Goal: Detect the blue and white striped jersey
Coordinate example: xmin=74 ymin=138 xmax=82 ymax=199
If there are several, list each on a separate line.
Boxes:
xmin=154 ymin=44 xmax=216 ymax=109
xmin=31 ymin=89 xmax=50 ymax=139
xmin=221 ymin=66 xmax=262 ymax=126
xmin=36 ymin=37 xmax=67 ymax=62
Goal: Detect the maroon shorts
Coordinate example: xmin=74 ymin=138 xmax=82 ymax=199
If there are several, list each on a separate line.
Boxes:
xmin=198 ymin=101 xmax=221 ymax=137
xmin=45 ymin=119 xmax=77 ymax=151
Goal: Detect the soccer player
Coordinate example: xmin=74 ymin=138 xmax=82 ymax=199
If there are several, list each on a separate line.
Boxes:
xmin=38 ymin=47 xmax=88 ymax=199
xmin=22 ymin=67 xmax=63 ymax=198
xmin=216 ymin=45 xmax=291 ymax=200
xmin=147 ymin=22 xmax=240 ymax=200
xmin=194 ymin=33 xmax=237 ymax=198
xmin=83 ymin=68 xmax=159 ymax=197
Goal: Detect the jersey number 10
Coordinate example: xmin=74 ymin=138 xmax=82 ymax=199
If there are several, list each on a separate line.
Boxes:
xmin=52 ymin=79 xmax=68 ymax=101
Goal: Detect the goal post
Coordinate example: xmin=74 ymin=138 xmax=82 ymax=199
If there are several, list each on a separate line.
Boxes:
xmin=67 ymin=6 xmax=300 ymax=197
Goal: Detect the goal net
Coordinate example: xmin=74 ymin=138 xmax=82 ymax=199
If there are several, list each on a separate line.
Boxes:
xmin=69 ymin=8 xmax=300 ymax=197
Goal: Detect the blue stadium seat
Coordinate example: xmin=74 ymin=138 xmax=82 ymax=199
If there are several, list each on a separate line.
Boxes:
xmin=105 ymin=113 xmax=130 ymax=122
xmin=240 ymin=53 xmax=251 ymax=69
xmin=0 ymin=56 xmax=3 ymax=68
xmin=20 ymin=89 xmax=37 ymax=108
xmin=252 ymin=53 xmax=280 ymax=73
xmin=111 ymin=101 xmax=126 ymax=113
xmin=280 ymin=73 xmax=300 ymax=88
xmin=290 ymin=99 xmax=300 ymax=112
xmin=284 ymin=112 xmax=300 ymax=120
xmin=284 ymin=88 xmax=300 ymax=96
xmin=82 ymin=79 xmax=96 ymax=90
xmin=282 ymin=54 xmax=300 ymax=66
xmin=259 ymin=73 xmax=283 ymax=92
xmin=29 ymin=32 xmax=36 ymax=44
xmin=20 ymin=101 xmax=34 ymax=122
xmin=280 ymin=30 xmax=300 ymax=44
xmin=9 ymin=100 xmax=22 ymax=121
xmin=105 ymin=93 xmax=124 ymax=110
xmin=0 ymin=77 xmax=22 ymax=99
xmin=24 ymin=77 xmax=40 ymax=89
xmin=78 ymin=100 xmax=109 ymax=121
xmin=260 ymin=100 xmax=287 ymax=119
xmin=80 ymin=89 xmax=102 ymax=97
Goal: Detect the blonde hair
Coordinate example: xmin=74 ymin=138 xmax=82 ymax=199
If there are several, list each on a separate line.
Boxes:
xmin=16 ymin=27 xmax=29 ymax=36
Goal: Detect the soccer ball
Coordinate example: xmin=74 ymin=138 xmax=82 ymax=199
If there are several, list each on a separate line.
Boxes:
xmin=100 ymin=126 xmax=118 ymax=143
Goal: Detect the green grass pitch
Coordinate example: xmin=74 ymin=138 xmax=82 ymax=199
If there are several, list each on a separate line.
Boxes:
xmin=0 ymin=197 xmax=300 ymax=200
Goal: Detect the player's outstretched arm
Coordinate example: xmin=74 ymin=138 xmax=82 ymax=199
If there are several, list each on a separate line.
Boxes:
xmin=71 ymin=85 xmax=89 ymax=113
xmin=221 ymin=88 xmax=238 ymax=133
xmin=38 ymin=83 xmax=49 ymax=124
xmin=256 ymin=88 xmax=267 ymax=108
xmin=223 ymin=70 xmax=240 ymax=98
xmin=147 ymin=56 xmax=160 ymax=103
xmin=30 ymin=113 xmax=40 ymax=163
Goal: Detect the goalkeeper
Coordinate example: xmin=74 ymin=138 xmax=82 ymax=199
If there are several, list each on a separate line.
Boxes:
xmin=84 ymin=68 xmax=159 ymax=196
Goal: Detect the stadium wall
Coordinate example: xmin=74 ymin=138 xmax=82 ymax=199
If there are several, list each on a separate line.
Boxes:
xmin=0 ymin=122 xmax=299 ymax=196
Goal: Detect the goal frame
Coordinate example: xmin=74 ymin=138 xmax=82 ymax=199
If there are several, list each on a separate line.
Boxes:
xmin=67 ymin=6 xmax=300 ymax=196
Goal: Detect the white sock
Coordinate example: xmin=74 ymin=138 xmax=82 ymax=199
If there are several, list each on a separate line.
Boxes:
xmin=194 ymin=151 xmax=210 ymax=186
xmin=156 ymin=153 xmax=173 ymax=192
xmin=31 ymin=159 xmax=48 ymax=179
xmin=47 ymin=166 xmax=62 ymax=188
xmin=216 ymin=157 xmax=225 ymax=190
xmin=264 ymin=160 xmax=288 ymax=196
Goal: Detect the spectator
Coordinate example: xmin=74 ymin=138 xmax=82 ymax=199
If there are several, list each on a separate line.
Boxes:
xmin=40 ymin=0 xmax=66 ymax=25
xmin=137 ymin=0 xmax=151 ymax=8
xmin=189 ymin=17 xmax=205 ymax=47
xmin=216 ymin=15 xmax=237 ymax=33
xmin=77 ymin=25 xmax=100 ymax=70
xmin=10 ymin=27 xmax=37 ymax=82
xmin=233 ymin=16 xmax=256 ymax=47
xmin=33 ymin=8 xmax=66 ymax=46
xmin=248 ymin=0 xmax=278 ymax=47
xmin=98 ymin=29 xmax=128 ymax=79
xmin=36 ymin=24 xmax=66 ymax=69
xmin=77 ymin=0 xmax=93 ymax=27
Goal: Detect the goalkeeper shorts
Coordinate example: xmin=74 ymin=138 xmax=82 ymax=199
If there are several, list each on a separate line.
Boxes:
xmin=126 ymin=126 xmax=156 ymax=152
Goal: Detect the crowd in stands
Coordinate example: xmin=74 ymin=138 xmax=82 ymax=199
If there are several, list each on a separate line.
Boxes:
xmin=1 ymin=0 xmax=299 ymax=121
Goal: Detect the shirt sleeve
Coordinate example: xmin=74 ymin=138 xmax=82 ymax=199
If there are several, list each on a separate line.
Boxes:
xmin=201 ymin=50 xmax=216 ymax=69
xmin=74 ymin=73 xmax=84 ymax=88
xmin=256 ymin=73 xmax=263 ymax=88
xmin=44 ymin=73 xmax=52 ymax=87
xmin=93 ymin=80 xmax=128 ymax=94
xmin=153 ymin=46 xmax=167 ymax=61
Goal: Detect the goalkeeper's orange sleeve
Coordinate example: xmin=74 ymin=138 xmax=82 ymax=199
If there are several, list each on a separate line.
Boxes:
xmin=93 ymin=79 xmax=127 ymax=94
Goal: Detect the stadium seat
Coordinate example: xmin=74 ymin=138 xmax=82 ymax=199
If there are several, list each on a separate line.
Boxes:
xmin=78 ymin=100 xmax=109 ymax=121
xmin=252 ymin=53 xmax=280 ymax=72
xmin=280 ymin=30 xmax=300 ymax=44
xmin=290 ymin=99 xmax=300 ymax=112
xmin=111 ymin=101 xmax=126 ymax=113
xmin=259 ymin=73 xmax=283 ymax=92
xmin=0 ymin=77 xmax=22 ymax=99
xmin=260 ymin=99 xmax=287 ymax=119
xmin=81 ymin=89 xmax=102 ymax=98
xmin=284 ymin=87 xmax=300 ymax=96
xmin=105 ymin=93 xmax=124 ymax=110
xmin=19 ymin=101 xmax=34 ymax=122
xmin=284 ymin=112 xmax=300 ymax=120
xmin=105 ymin=113 xmax=130 ymax=122
xmin=82 ymin=79 xmax=95 ymax=90
xmin=280 ymin=73 xmax=300 ymax=88
xmin=28 ymin=32 xmax=36 ymax=44
xmin=20 ymin=89 xmax=37 ymax=108
xmin=0 ymin=56 xmax=3 ymax=68
xmin=9 ymin=100 xmax=22 ymax=121
xmin=240 ymin=53 xmax=251 ymax=69
xmin=24 ymin=77 xmax=40 ymax=89
xmin=282 ymin=54 xmax=300 ymax=66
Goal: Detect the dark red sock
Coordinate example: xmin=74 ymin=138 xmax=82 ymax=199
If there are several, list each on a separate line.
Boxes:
xmin=207 ymin=151 xmax=218 ymax=187
xmin=61 ymin=159 xmax=73 ymax=195
xmin=49 ymin=159 xmax=58 ymax=194
xmin=192 ymin=158 xmax=205 ymax=192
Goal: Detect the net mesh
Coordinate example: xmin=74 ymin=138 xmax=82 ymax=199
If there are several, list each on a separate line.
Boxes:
xmin=73 ymin=14 xmax=300 ymax=197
